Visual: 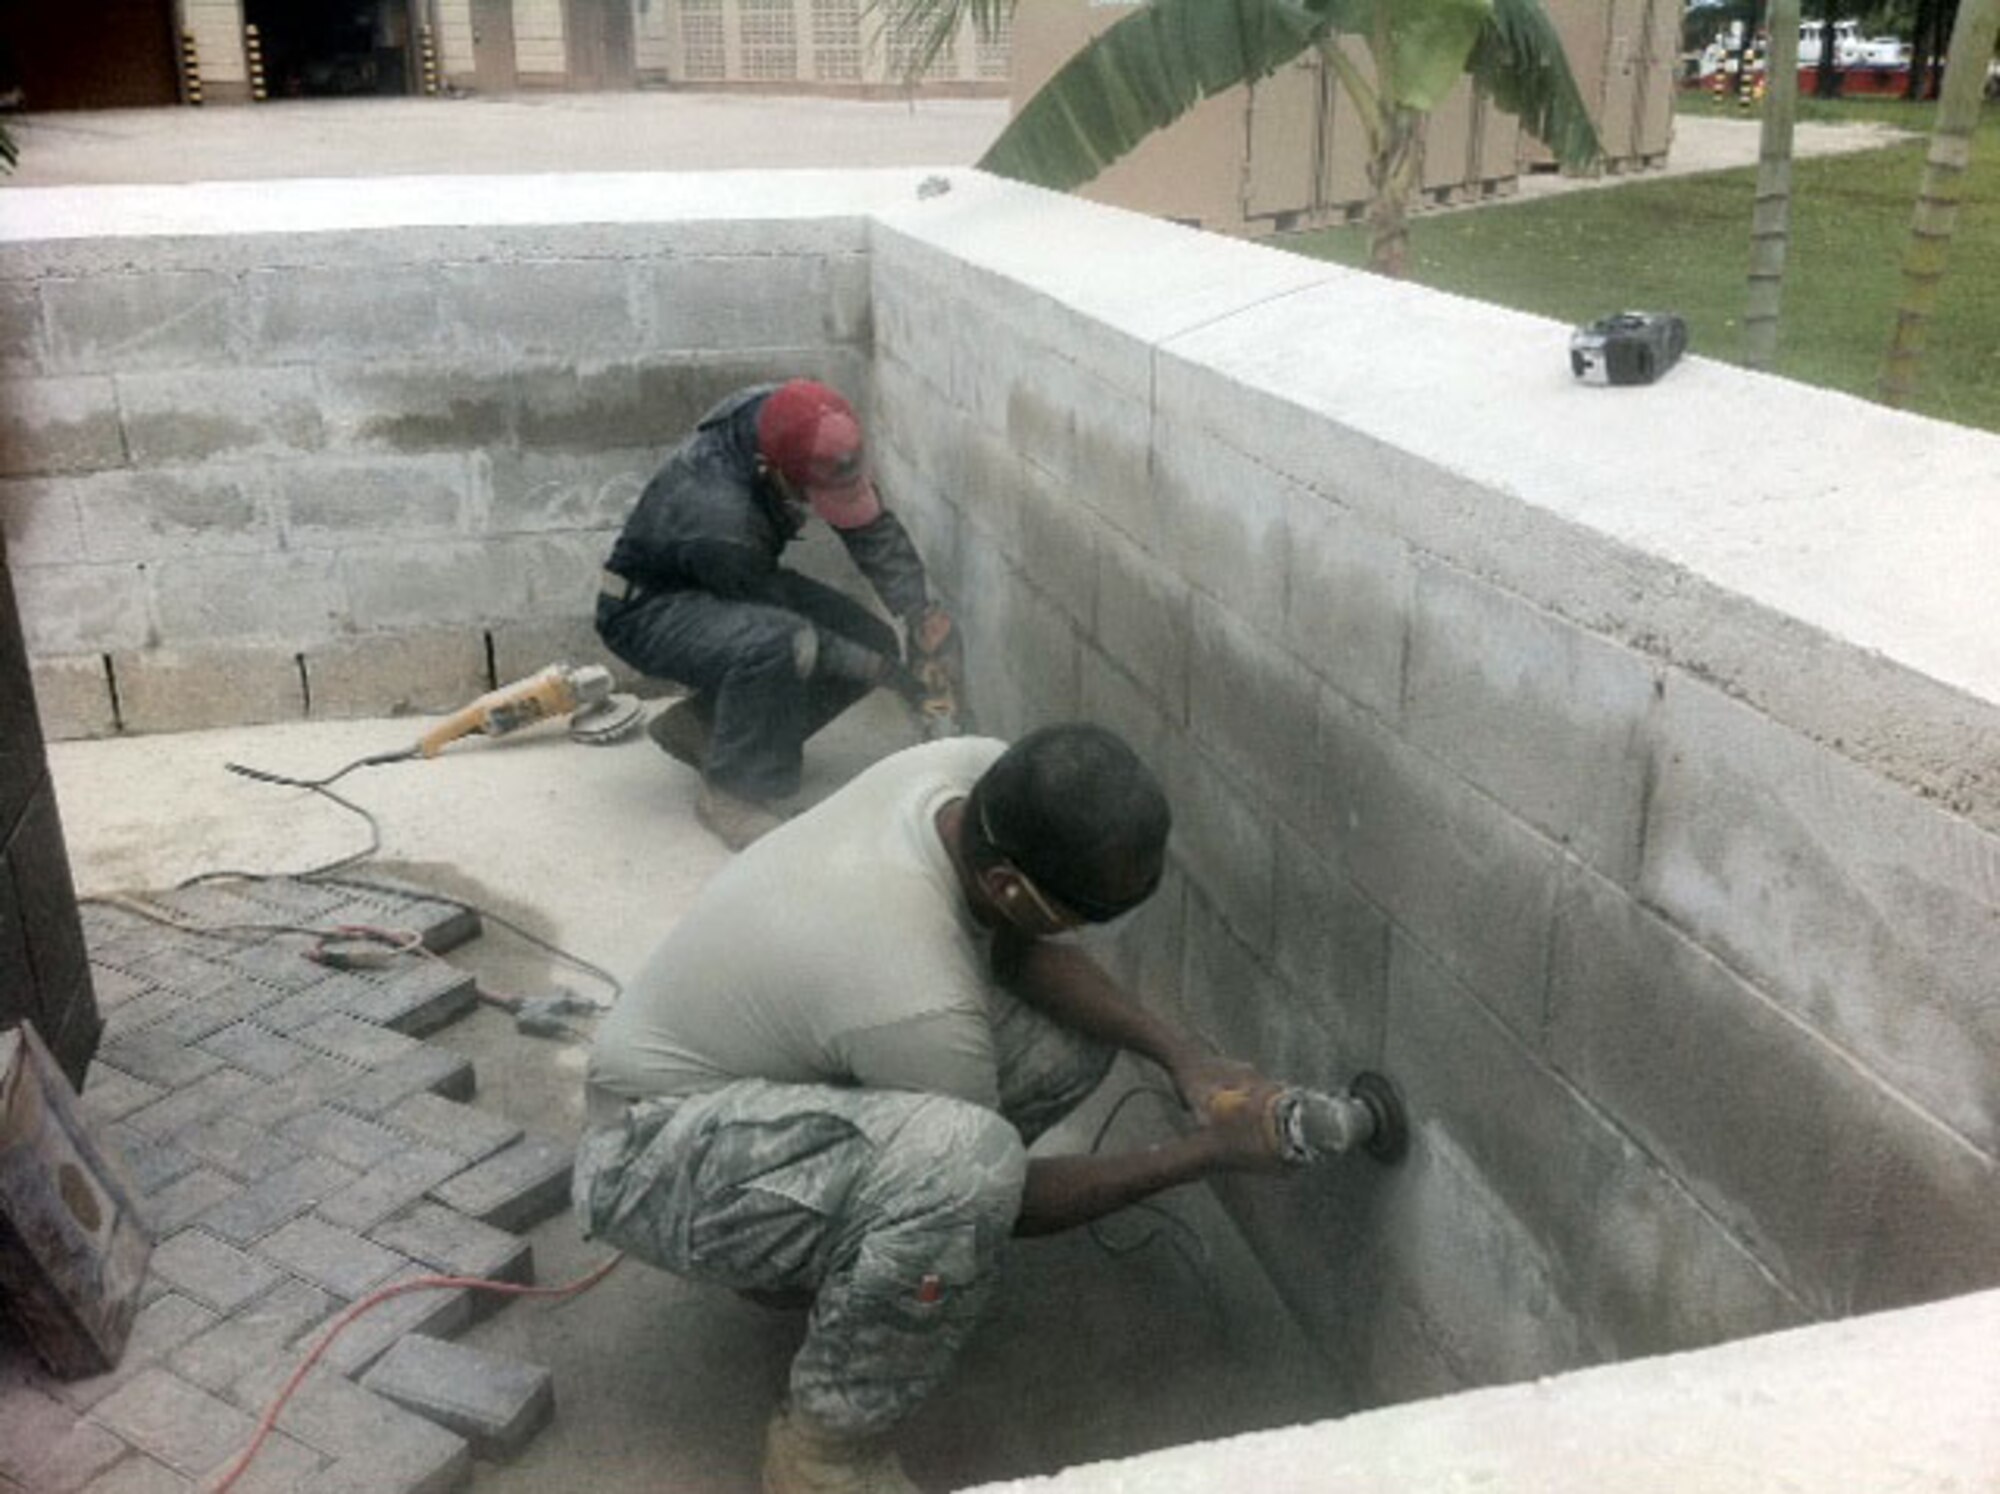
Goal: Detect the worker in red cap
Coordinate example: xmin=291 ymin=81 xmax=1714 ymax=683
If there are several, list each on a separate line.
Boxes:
xmin=597 ymin=379 xmax=967 ymax=849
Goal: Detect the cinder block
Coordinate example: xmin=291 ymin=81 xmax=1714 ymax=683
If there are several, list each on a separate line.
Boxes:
xmin=486 ymin=617 xmax=651 ymax=696
xmin=301 ymin=630 xmax=490 ymax=721
xmin=1164 ymin=739 xmax=1276 ymax=954
xmin=482 ymin=446 xmax=647 ymax=535
xmin=1188 ymin=591 xmax=1329 ymax=822
xmin=1272 ymin=824 xmax=1391 ymax=1068
xmin=425 ymin=1135 xmax=572 ymax=1233
xmin=315 ymin=1147 xmax=467 ymax=1235
xmin=1092 ymin=538 xmax=1192 ymax=723
xmin=12 ymin=562 xmax=151 ymax=655
xmin=338 ymin=541 xmax=533 ymax=631
xmin=27 ymin=654 xmax=116 ymax=741
xmin=0 ymin=476 xmax=85 ymax=563
xmin=249 ymin=1366 xmax=469 ymax=1494
xmin=0 ymin=375 xmax=123 ymax=477
xmin=197 ymin=1154 xmax=359 ymax=1248
xmin=40 ymin=270 xmax=235 ymax=374
xmin=0 ymin=279 xmax=42 ymax=376
xmin=92 ymin=1368 xmax=257 ymax=1477
xmin=315 ymin=364 xmax=512 ymax=453
xmin=1644 ymin=675 xmax=2000 ymax=1154
xmin=439 ymin=258 xmax=638 ymax=360
xmin=1550 ymin=865 xmax=2000 ymax=1315
xmin=383 ymin=1094 xmax=521 ymax=1165
xmin=1178 ymin=889 xmax=1347 ymax=1091
xmin=1385 ymin=932 xmax=1802 ymax=1361
xmin=116 ymin=366 xmax=324 ymax=466
xmin=1309 ymin=689 xmax=1564 ymax=1046
xmin=1406 ymin=560 xmax=1657 ymax=885
xmin=1152 ymin=418 xmax=1295 ymax=637
xmin=253 ymin=1216 xmax=411 ymax=1302
xmin=1283 ymin=486 xmax=1411 ymax=721
xmin=278 ymin=453 xmax=472 ymax=545
xmin=361 ymin=1335 xmax=552 ymax=1462
xmin=109 ymin=646 xmax=308 ymax=735
xmin=1011 ymin=468 xmax=1100 ymax=634
xmin=244 ymin=264 xmax=449 ymax=365
xmin=512 ymin=363 xmax=660 ymax=453
xmin=147 ymin=1231 xmax=283 ymax=1316
xmin=147 ymin=551 xmax=345 ymax=645
xmin=642 ymin=253 xmax=859 ymax=351
xmin=73 ymin=466 xmax=278 ymax=563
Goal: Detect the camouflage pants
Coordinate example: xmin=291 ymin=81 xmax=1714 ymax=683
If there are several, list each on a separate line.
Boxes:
xmin=573 ymin=986 xmax=1113 ymax=1437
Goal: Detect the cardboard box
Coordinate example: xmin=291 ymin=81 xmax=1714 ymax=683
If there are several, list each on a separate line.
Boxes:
xmin=0 ymin=1021 xmax=153 ymax=1378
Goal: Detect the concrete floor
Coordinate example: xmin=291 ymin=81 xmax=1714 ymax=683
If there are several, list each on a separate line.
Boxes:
xmin=50 ymin=692 xmax=1336 ymax=1493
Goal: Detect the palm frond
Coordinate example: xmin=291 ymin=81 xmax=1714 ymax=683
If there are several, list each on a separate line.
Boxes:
xmin=1466 ymin=0 xmax=1602 ymax=168
xmin=978 ymin=0 xmax=1331 ymax=189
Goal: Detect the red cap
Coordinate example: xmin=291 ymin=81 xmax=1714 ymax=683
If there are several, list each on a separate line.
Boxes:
xmin=755 ymin=380 xmax=883 ymax=530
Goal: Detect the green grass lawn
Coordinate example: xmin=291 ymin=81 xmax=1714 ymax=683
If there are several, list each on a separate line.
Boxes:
xmin=1279 ymin=101 xmax=2000 ymax=433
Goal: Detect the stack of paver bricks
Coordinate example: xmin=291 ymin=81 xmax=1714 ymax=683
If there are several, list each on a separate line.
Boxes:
xmin=0 ymin=877 xmax=573 ymax=1493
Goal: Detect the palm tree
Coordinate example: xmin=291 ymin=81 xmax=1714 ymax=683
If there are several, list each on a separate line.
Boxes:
xmin=1745 ymin=0 xmax=1802 ymax=370
xmin=1879 ymin=0 xmax=2000 ymax=405
xmin=882 ymin=0 xmax=1601 ymax=278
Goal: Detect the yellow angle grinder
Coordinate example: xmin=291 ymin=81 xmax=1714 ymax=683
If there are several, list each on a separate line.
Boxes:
xmin=417 ymin=662 xmax=643 ymax=757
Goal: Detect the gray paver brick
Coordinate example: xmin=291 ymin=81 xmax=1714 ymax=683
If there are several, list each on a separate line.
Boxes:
xmin=123 ymin=1068 xmax=267 ymax=1138
xmin=81 ymin=1066 xmax=166 ymax=1124
xmin=253 ymin=1216 xmax=411 ymax=1301
xmin=102 ymin=1124 xmax=199 ymax=1194
xmin=206 ymin=1431 xmax=325 ymax=1494
xmin=91 ymin=1368 xmax=257 ymax=1478
xmin=367 ymin=1202 xmax=532 ymax=1287
xmin=425 ymin=1134 xmax=573 ymax=1233
xmin=217 ymin=939 xmax=334 ymax=993
xmin=83 ymin=964 xmax=156 ymax=1009
xmin=360 ymin=1334 xmax=552 ymax=1462
xmin=77 ymin=1456 xmax=193 ymax=1493
xmin=0 ymin=1381 xmax=125 ymax=1491
xmin=246 ymin=1366 xmax=469 ymax=1494
xmin=253 ymin=987 xmax=367 ymax=1038
xmin=116 ymin=942 xmax=244 ymax=1000
xmin=315 ymin=1147 xmax=466 ymax=1234
xmin=171 ymin=1278 xmax=336 ymax=1399
xmin=383 ymin=1092 xmax=521 ymax=1164
xmin=233 ymin=1059 xmax=370 ymax=1129
xmin=96 ymin=1030 xmax=221 ymax=1090
xmin=56 ymin=1296 xmax=221 ymax=1413
xmin=99 ymin=988 xmax=194 ymax=1035
xmin=198 ymin=1156 xmax=360 ymax=1247
xmin=277 ymin=1106 xmax=408 ymax=1169
xmin=291 ymin=1014 xmax=421 ymax=1069
xmin=316 ymin=1267 xmax=471 ymax=1379
xmin=197 ymin=1022 xmax=318 ymax=1080
xmin=171 ymin=1114 xmax=305 ymax=1182
xmin=141 ymin=1168 xmax=243 ymax=1236
xmin=145 ymin=981 xmax=287 ymax=1045
xmin=331 ymin=1047 xmax=475 ymax=1116
xmin=331 ymin=963 xmax=477 ymax=1035
xmin=148 ymin=1231 xmax=284 ymax=1315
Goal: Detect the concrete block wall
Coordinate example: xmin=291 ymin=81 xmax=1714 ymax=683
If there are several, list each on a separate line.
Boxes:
xmin=868 ymin=175 xmax=2000 ymax=1410
xmin=0 ymin=176 xmax=891 ymax=738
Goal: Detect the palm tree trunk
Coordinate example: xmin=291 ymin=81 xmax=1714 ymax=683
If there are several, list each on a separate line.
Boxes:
xmin=1744 ymin=0 xmax=1801 ymax=370
xmin=1366 ymin=106 xmax=1424 ymax=277
xmin=1879 ymin=0 xmax=2000 ymax=406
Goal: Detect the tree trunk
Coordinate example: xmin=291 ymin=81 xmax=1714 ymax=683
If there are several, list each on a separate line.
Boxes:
xmin=1879 ymin=0 xmax=2000 ymax=406
xmin=1746 ymin=0 xmax=1802 ymax=370
xmin=1366 ymin=106 xmax=1424 ymax=277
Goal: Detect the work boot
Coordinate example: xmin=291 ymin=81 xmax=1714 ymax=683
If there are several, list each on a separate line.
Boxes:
xmin=647 ymin=696 xmax=713 ymax=772
xmin=696 ymin=782 xmax=788 ymax=852
xmin=762 ymin=1406 xmax=921 ymax=1494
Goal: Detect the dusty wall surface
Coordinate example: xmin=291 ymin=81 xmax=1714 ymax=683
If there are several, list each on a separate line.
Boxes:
xmin=0 ymin=174 xmax=888 ymax=733
xmin=867 ymin=175 xmax=2000 ymax=1409
xmin=2 ymin=170 xmax=1996 ymax=1435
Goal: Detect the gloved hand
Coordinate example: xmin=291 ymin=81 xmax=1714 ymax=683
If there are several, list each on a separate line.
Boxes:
xmin=903 ymin=603 xmax=969 ymax=739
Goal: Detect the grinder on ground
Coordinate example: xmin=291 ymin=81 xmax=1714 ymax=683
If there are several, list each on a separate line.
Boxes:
xmin=417 ymin=662 xmax=641 ymax=757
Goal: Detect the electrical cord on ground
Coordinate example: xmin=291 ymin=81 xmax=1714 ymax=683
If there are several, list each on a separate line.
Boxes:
xmin=205 ymin=1251 xmax=624 ymax=1494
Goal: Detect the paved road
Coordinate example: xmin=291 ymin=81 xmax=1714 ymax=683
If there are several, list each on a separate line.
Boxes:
xmin=1 ymin=92 xmax=1913 ymax=190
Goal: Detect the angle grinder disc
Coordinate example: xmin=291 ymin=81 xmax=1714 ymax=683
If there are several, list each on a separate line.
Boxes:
xmin=1350 ymin=1071 xmax=1410 ymax=1166
xmin=568 ymin=692 xmax=645 ymax=746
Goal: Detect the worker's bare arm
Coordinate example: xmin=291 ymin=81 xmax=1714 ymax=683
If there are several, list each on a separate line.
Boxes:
xmin=1014 ymin=1083 xmax=1287 ymax=1236
xmin=1003 ymin=936 xmax=1264 ymax=1114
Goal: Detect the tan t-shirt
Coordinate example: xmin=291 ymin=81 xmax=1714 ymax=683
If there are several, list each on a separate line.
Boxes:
xmin=586 ymin=737 xmax=1006 ymax=1121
